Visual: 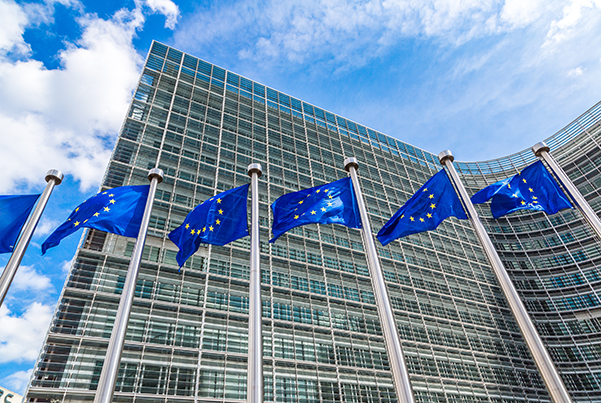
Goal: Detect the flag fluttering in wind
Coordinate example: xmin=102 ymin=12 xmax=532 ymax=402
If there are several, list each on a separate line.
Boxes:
xmin=377 ymin=169 xmax=467 ymax=245
xmin=270 ymin=177 xmax=361 ymax=242
xmin=42 ymin=185 xmax=149 ymax=254
xmin=169 ymin=184 xmax=250 ymax=267
xmin=471 ymin=160 xmax=572 ymax=219
xmin=0 ymin=194 xmax=40 ymax=254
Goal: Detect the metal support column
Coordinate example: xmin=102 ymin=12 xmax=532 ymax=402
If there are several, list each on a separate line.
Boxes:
xmin=344 ymin=157 xmax=415 ymax=403
xmin=439 ymin=150 xmax=572 ymax=403
xmin=94 ymin=168 xmax=164 ymax=403
xmin=247 ymin=163 xmax=264 ymax=403
xmin=0 ymin=169 xmax=63 ymax=307
xmin=533 ymin=141 xmax=601 ymax=241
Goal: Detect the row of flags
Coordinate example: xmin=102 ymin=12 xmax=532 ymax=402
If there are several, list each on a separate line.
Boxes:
xmin=0 ymin=159 xmax=571 ymax=267
xmin=0 ymin=155 xmax=579 ymax=403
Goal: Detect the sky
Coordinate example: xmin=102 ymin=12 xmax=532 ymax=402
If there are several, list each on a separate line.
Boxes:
xmin=0 ymin=0 xmax=601 ymax=395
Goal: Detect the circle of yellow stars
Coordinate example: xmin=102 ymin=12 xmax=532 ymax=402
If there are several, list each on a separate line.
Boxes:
xmin=399 ymin=188 xmax=436 ymax=223
xmin=186 ymin=197 xmax=226 ymax=235
xmin=69 ymin=191 xmax=117 ymax=227
xmin=509 ymin=176 xmax=539 ymax=207
xmin=293 ymin=188 xmax=334 ymax=220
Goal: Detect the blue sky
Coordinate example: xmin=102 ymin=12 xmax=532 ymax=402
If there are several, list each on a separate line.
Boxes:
xmin=1 ymin=0 xmax=601 ymax=395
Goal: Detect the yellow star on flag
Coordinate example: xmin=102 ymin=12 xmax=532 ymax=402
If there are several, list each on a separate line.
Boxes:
xmin=419 ymin=218 xmax=424 ymax=222
xmin=74 ymin=221 xmax=80 ymax=226
xmin=209 ymin=226 xmax=214 ymax=231
xmin=311 ymin=210 xmax=316 ymax=215
xmin=430 ymin=203 xmax=436 ymax=209
xmin=104 ymin=207 xmax=110 ymax=212
xmin=216 ymin=219 xmax=221 ymax=225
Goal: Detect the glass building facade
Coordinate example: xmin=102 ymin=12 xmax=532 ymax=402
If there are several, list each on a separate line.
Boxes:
xmin=25 ymin=41 xmax=601 ymax=403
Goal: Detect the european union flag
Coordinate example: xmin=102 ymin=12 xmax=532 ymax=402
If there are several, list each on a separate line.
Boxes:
xmin=42 ymin=185 xmax=149 ymax=254
xmin=169 ymin=184 xmax=250 ymax=267
xmin=471 ymin=160 xmax=572 ymax=219
xmin=270 ymin=177 xmax=361 ymax=243
xmin=377 ymin=169 xmax=467 ymax=245
xmin=0 ymin=194 xmax=40 ymax=254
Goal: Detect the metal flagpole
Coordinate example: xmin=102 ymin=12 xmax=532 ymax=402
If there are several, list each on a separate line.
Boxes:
xmin=439 ymin=150 xmax=572 ymax=403
xmin=94 ymin=168 xmax=164 ymax=403
xmin=344 ymin=157 xmax=415 ymax=403
xmin=247 ymin=163 xmax=263 ymax=403
xmin=533 ymin=141 xmax=601 ymax=241
xmin=0 ymin=169 xmax=63 ymax=307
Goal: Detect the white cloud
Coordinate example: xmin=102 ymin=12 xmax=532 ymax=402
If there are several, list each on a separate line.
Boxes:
xmin=11 ymin=265 xmax=52 ymax=292
xmin=61 ymin=258 xmax=74 ymax=273
xmin=0 ymin=0 xmax=29 ymax=53
xmin=544 ymin=0 xmax=601 ymax=47
xmin=567 ymin=66 xmax=585 ymax=77
xmin=0 ymin=0 xmax=145 ymax=192
xmin=0 ymin=302 xmax=53 ymax=363
xmin=34 ymin=217 xmax=60 ymax=238
xmin=143 ymin=0 xmax=179 ymax=29
xmin=2 ymin=369 xmax=31 ymax=395
xmin=0 ymin=0 xmax=178 ymax=193
xmin=174 ymin=0 xmax=568 ymax=66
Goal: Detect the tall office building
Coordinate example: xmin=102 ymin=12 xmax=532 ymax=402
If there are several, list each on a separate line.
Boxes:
xmin=26 ymin=41 xmax=601 ymax=403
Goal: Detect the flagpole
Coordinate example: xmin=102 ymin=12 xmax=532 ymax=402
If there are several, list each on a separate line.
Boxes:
xmin=533 ymin=141 xmax=601 ymax=241
xmin=439 ymin=150 xmax=572 ymax=403
xmin=344 ymin=157 xmax=415 ymax=403
xmin=94 ymin=168 xmax=163 ymax=403
xmin=0 ymin=169 xmax=63 ymax=307
xmin=247 ymin=163 xmax=263 ymax=403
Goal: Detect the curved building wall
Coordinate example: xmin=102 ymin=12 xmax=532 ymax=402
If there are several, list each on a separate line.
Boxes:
xmin=457 ymin=103 xmax=601 ymax=402
xmin=25 ymin=41 xmax=601 ymax=403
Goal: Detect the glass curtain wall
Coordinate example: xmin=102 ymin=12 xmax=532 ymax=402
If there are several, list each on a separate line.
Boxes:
xmin=25 ymin=41 xmax=601 ymax=403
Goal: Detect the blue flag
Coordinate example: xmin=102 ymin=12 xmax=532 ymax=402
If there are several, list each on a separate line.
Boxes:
xmin=169 ymin=184 xmax=250 ymax=267
xmin=377 ymin=169 xmax=467 ymax=245
xmin=471 ymin=160 xmax=572 ymax=219
xmin=270 ymin=177 xmax=361 ymax=243
xmin=0 ymin=194 xmax=40 ymax=254
xmin=42 ymin=185 xmax=149 ymax=254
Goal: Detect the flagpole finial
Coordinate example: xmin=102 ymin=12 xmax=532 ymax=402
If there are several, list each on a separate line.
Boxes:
xmin=247 ymin=163 xmax=263 ymax=177
xmin=438 ymin=150 xmax=454 ymax=165
xmin=45 ymin=169 xmax=63 ymax=185
xmin=147 ymin=168 xmax=164 ymax=183
xmin=532 ymin=142 xmax=550 ymax=157
xmin=344 ymin=157 xmax=359 ymax=172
